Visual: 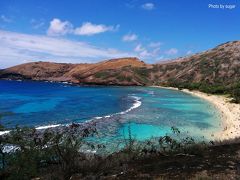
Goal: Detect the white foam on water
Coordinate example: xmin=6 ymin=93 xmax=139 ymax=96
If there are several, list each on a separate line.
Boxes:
xmin=95 ymin=117 xmax=102 ymax=119
xmin=35 ymin=124 xmax=61 ymax=130
xmin=123 ymin=96 xmax=142 ymax=113
xmin=148 ymin=91 xmax=154 ymax=95
xmin=0 ymin=96 xmax=142 ymax=135
xmin=0 ymin=130 xmax=10 ymax=135
xmin=85 ymin=149 xmax=97 ymax=153
xmin=93 ymin=95 xmax=142 ymax=120
xmin=0 ymin=125 xmax=61 ymax=136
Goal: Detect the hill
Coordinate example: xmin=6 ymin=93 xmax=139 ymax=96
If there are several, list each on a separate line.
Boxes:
xmin=152 ymin=41 xmax=240 ymax=87
xmin=0 ymin=57 xmax=150 ymax=85
xmin=0 ymin=41 xmax=240 ymax=88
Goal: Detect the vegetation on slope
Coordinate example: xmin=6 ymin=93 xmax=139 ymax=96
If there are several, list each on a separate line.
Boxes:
xmin=149 ymin=41 xmax=240 ymax=103
xmin=162 ymin=81 xmax=240 ymax=103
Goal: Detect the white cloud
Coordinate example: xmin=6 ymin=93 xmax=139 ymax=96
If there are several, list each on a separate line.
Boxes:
xmin=122 ymin=33 xmax=138 ymax=42
xmin=149 ymin=42 xmax=162 ymax=48
xmin=186 ymin=50 xmax=192 ymax=55
xmin=141 ymin=3 xmax=155 ymax=10
xmin=0 ymin=15 xmax=12 ymax=23
xmin=47 ymin=18 xmax=73 ymax=36
xmin=134 ymin=44 xmax=145 ymax=52
xmin=134 ymin=43 xmax=161 ymax=59
xmin=31 ymin=19 xmax=45 ymax=29
xmin=0 ymin=30 xmax=134 ymax=68
xmin=139 ymin=50 xmax=151 ymax=57
xmin=47 ymin=18 xmax=118 ymax=36
xmin=165 ymin=48 xmax=178 ymax=55
xmin=152 ymin=47 xmax=160 ymax=55
xmin=74 ymin=22 xmax=119 ymax=36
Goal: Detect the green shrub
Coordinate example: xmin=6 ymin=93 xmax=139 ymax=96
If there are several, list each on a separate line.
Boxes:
xmin=116 ymin=75 xmax=131 ymax=82
xmin=94 ymin=71 xmax=110 ymax=78
xmin=133 ymin=67 xmax=150 ymax=77
xmin=231 ymin=88 xmax=240 ymax=103
xmin=0 ymin=125 xmax=99 ymax=179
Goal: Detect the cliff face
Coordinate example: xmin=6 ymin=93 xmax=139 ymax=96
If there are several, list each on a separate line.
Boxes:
xmin=0 ymin=41 xmax=240 ymax=86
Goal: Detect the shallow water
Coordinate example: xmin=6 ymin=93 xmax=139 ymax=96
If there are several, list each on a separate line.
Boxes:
xmin=0 ymin=80 xmax=222 ymax=141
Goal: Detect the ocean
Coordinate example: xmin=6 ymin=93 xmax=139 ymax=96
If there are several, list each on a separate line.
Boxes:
xmin=0 ymin=80 xmax=222 ymax=141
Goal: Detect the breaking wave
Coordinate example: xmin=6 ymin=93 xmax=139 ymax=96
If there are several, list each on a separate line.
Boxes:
xmin=0 ymin=96 xmax=142 ymax=135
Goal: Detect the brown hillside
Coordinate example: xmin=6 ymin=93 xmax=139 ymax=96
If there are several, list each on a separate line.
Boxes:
xmin=0 ymin=41 xmax=240 ymax=86
xmin=0 ymin=57 xmax=149 ymax=85
xmin=151 ymin=41 xmax=240 ymax=86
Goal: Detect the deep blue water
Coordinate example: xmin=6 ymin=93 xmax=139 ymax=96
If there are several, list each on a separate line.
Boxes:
xmin=0 ymin=80 xmax=222 ymax=140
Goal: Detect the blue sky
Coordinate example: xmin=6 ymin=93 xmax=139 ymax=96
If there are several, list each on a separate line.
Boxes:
xmin=0 ymin=0 xmax=239 ymax=68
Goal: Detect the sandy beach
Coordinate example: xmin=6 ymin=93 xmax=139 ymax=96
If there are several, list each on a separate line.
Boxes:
xmin=153 ymin=86 xmax=240 ymax=141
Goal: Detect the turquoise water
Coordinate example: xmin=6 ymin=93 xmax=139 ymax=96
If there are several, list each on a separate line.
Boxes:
xmin=0 ymin=80 xmax=222 ymax=141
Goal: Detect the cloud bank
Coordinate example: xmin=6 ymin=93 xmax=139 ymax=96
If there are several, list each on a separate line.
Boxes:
xmin=0 ymin=30 xmax=133 ymax=68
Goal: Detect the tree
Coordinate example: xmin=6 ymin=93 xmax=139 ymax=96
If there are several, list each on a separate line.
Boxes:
xmin=232 ymin=88 xmax=240 ymax=103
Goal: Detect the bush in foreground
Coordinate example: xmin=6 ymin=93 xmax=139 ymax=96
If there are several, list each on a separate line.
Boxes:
xmin=0 ymin=125 xmax=214 ymax=179
xmin=0 ymin=125 xmax=239 ymax=179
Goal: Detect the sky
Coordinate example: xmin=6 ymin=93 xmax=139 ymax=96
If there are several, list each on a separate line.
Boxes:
xmin=0 ymin=0 xmax=239 ymax=68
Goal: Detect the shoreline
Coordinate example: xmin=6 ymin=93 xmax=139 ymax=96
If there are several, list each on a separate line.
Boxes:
xmin=1 ymin=80 xmax=239 ymax=141
xmin=153 ymin=86 xmax=240 ymax=141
